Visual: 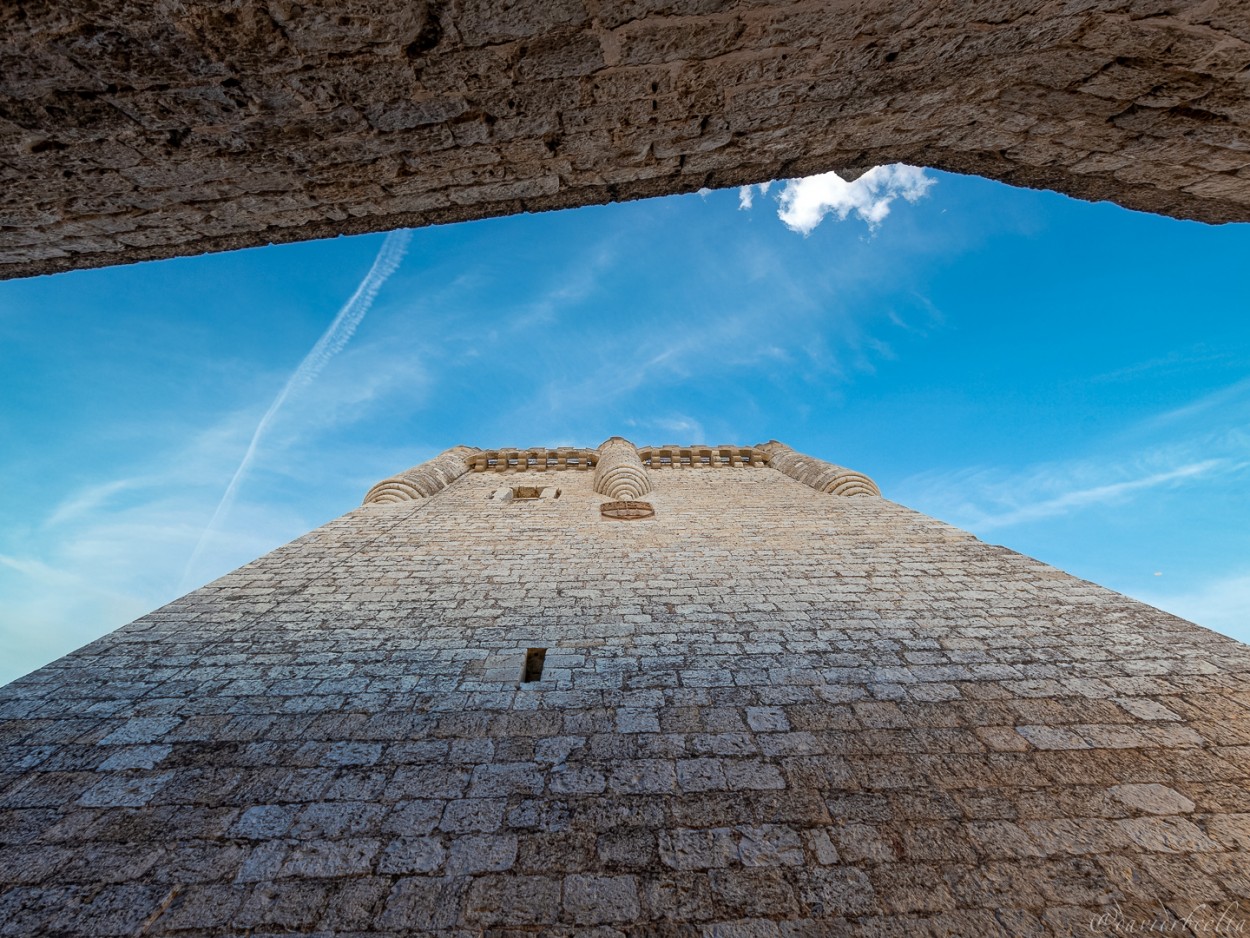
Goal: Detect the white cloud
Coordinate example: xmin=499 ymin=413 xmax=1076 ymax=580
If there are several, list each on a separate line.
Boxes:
xmin=1142 ymin=374 xmax=1250 ymax=432
xmin=962 ymin=460 xmax=1227 ymax=531
xmin=0 ymin=234 xmax=443 ymax=685
xmin=737 ymin=181 xmax=774 ymax=211
xmin=45 ymin=477 xmax=147 ymax=527
xmin=508 ymin=241 xmax=618 ymax=330
xmin=0 ymin=487 xmax=311 ymax=684
xmin=624 ymin=415 xmax=707 ymax=442
xmin=0 ymin=379 xmax=435 ymax=686
xmin=897 ymin=430 xmax=1249 ymax=537
xmin=740 ymin=165 xmax=934 ymax=234
xmin=179 ymin=229 xmax=411 ymax=591
xmin=893 ymin=377 xmax=1250 ymax=537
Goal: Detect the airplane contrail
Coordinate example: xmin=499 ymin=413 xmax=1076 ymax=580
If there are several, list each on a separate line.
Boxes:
xmin=179 ymin=229 xmax=412 ymax=591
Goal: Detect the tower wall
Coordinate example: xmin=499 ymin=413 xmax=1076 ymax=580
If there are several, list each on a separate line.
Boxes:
xmin=1 ymin=456 xmax=1248 ymax=934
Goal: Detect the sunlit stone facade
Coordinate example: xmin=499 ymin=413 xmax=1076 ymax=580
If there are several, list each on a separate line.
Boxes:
xmin=1 ymin=439 xmax=1248 ymax=935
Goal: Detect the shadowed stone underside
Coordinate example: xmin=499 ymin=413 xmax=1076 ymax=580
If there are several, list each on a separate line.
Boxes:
xmin=1 ymin=442 xmax=1249 ymax=935
xmin=2 ymin=0 xmax=1250 ymax=280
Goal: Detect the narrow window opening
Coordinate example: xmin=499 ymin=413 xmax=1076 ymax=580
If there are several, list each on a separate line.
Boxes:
xmin=491 ymin=486 xmax=560 ymax=504
xmin=522 ymin=647 xmax=547 ymax=683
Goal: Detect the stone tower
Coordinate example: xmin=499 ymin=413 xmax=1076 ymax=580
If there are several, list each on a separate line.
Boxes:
xmin=2 ymin=439 xmax=1248 ymax=935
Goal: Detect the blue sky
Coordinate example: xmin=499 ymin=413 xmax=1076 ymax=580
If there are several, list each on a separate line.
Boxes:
xmin=2 ymin=167 xmax=1248 ymax=685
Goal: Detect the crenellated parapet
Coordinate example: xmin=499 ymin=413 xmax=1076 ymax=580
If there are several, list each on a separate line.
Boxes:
xmin=759 ymin=441 xmax=881 ymax=497
xmin=639 ymin=445 xmax=768 ymax=468
xmin=467 ymin=448 xmax=598 ymax=473
xmin=592 ymin=437 xmax=652 ymax=501
xmin=362 ymin=446 xmax=480 ymax=506
xmin=361 ymin=439 xmax=878 ymax=504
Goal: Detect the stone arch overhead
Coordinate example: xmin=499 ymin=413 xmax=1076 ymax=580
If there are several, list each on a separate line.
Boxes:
xmin=2 ymin=0 xmax=1248 ymax=280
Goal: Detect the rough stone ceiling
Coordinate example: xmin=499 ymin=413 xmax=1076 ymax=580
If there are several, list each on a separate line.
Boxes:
xmin=2 ymin=0 xmax=1248 ymax=280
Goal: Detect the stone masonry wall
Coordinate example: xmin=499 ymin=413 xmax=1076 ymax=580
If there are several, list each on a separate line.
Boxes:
xmin=1 ymin=462 xmax=1249 ymax=934
xmin=2 ymin=0 xmax=1250 ymax=279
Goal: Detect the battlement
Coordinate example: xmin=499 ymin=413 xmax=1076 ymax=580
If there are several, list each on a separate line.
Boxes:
xmin=362 ymin=437 xmax=881 ymax=506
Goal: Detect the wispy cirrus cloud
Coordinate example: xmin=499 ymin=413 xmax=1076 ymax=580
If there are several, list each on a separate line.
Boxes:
xmin=895 ymin=372 xmax=1250 ymax=538
xmin=0 ymin=373 xmax=437 ymax=685
xmin=1087 ymin=344 xmax=1236 ymax=384
xmin=45 ymin=477 xmax=147 ymax=527
xmin=624 ymin=414 xmax=707 ymax=443
xmin=740 ymin=165 xmax=936 ymax=234
xmin=179 ymin=229 xmax=411 ymax=590
xmin=1139 ymin=374 xmax=1250 ymax=433
xmin=508 ymin=241 xmax=619 ymax=331
xmin=0 ymin=232 xmax=436 ymax=684
xmin=920 ymin=458 xmax=1231 ymax=532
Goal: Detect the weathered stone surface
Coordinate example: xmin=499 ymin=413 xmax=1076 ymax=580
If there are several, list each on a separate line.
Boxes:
xmin=362 ymin=445 xmax=479 ymax=506
xmin=760 ymin=440 xmax=880 ymax=497
xmin=592 ymin=437 xmax=653 ymax=501
xmin=2 ymin=440 xmax=1250 ymax=933
xmin=3 ymin=1 xmax=1250 ymax=280
xmin=1110 ymin=782 xmax=1197 ymax=815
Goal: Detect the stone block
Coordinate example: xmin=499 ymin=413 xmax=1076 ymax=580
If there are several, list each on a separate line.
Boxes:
xmin=562 ymin=873 xmax=641 ymax=924
xmin=77 ymin=772 xmax=173 ymax=808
